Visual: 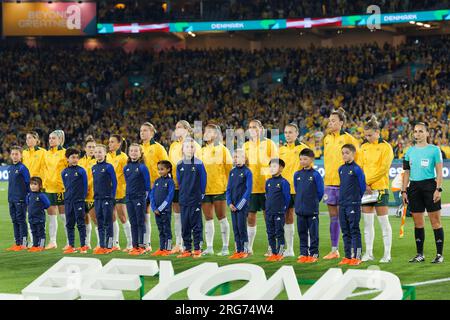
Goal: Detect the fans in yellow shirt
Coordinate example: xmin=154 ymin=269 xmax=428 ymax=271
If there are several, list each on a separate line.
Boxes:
xmin=243 ymin=119 xmax=278 ymax=255
xmin=107 ymin=134 xmax=133 ymax=251
xmin=168 ymin=120 xmax=201 ymax=253
xmin=360 ymin=116 xmax=394 ymax=263
xmin=78 ymin=135 xmax=97 ymax=250
xmin=44 ymin=130 xmax=68 ymax=250
xmin=322 ymin=108 xmax=360 ymax=260
xmin=200 ymin=124 xmax=233 ymax=256
xmin=279 ymin=123 xmax=309 ymax=257
xmin=140 ymin=122 xmax=169 ymax=249
xmin=22 ymin=131 xmax=46 ymax=179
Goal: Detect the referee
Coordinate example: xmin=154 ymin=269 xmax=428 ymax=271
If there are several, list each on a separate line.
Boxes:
xmin=402 ymin=122 xmax=444 ymax=263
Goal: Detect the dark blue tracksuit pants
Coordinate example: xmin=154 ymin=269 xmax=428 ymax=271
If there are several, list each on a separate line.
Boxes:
xmin=94 ymin=199 xmax=114 ymax=248
xmin=180 ymin=205 xmax=203 ymax=251
xmin=155 ymin=211 xmax=172 ymax=250
xmin=297 ymin=214 xmax=319 ymax=256
xmin=65 ymin=200 xmax=86 ymax=247
xmin=30 ymin=222 xmax=46 ymax=247
xmin=339 ymin=205 xmax=362 ymax=259
xmin=231 ymin=208 xmax=248 ymax=253
xmin=265 ymin=213 xmax=285 ymax=255
xmin=126 ymin=197 xmax=147 ymax=248
xmin=9 ymin=201 xmax=27 ymax=246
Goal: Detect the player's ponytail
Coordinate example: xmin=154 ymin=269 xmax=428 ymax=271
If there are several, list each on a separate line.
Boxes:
xmin=364 ymin=115 xmax=380 ymax=131
xmin=85 ymin=135 xmax=95 ymax=145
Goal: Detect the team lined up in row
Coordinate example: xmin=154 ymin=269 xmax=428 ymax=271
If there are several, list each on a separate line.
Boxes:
xmin=5 ymin=110 xmax=445 ymax=263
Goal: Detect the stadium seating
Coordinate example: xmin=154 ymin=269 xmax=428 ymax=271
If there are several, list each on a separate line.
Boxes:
xmin=0 ymin=36 xmax=448 ymax=164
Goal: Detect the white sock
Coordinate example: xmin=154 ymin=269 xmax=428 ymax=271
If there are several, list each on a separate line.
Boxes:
xmin=377 ymin=215 xmax=392 ymax=258
xmin=123 ymin=220 xmax=132 ymax=248
xmin=247 ymin=225 xmax=257 ymax=252
xmin=49 ymin=215 xmax=58 ymax=244
xmin=59 ymin=214 xmax=68 ymax=245
xmin=205 ymin=219 xmax=215 ymax=248
xmin=27 ymin=222 xmax=33 ymax=246
xmin=284 ymin=223 xmax=295 ymax=253
xmin=113 ymin=221 xmax=120 ymax=247
xmin=174 ymin=212 xmax=183 ymax=247
xmin=95 ymin=227 xmax=100 ymax=248
xmin=144 ymin=214 xmax=151 ymax=246
xmin=363 ymin=213 xmax=375 ymax=256
xmin=85 ymin=223 xmax=92 ymax=248
xmin=219 ymin=218 xmax=230 ymax=249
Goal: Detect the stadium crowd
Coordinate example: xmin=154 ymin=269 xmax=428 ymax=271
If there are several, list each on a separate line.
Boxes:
xmin=0 ymin=36 xmax=449 ymax=164
xmin=97 ymin=0 xmax=449 ymax=22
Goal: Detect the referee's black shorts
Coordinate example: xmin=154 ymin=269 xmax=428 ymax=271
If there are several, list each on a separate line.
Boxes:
xmin=407 ymin=179 xmax=441 ymax=213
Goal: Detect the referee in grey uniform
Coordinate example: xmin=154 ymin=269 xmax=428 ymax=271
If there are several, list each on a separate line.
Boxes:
xmin=402 ymin=122 xmax=444 ymax=263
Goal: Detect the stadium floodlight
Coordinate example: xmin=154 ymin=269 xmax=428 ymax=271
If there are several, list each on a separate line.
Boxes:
xmin=416 ymin=22 xmax=424 ymax=26
xmin=424 ymin=24 xmax=431 ymax=28
xmin=409 ymin=21 xmax=415 ymax=24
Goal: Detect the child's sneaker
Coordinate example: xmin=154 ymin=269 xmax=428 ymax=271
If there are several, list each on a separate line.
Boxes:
xmin=78 ymin=246 xmax=89 ymax=254
xmin=192 ymin=250 xmax=202 ymax=258
xmin=348 ymin=258 xmax=362 ymax=266
xmin=129 ymin=247 xmax=145 ymax=256
xmin=338 ymin=258 xmax=352 ymax=265
xmin=274 ymin=254 xmax=284 ymax=262
xmin=239 ymin=252 xmax=249 ymax=259
xmin=297 ymin=255 xmax=309 ymax=263
xmin=177 ymin=251 xmax=192 ymax=258
xmin=93 ymin=247 xmax=106 ymax=255
xmin=63 ymin=246 xmax=78 ymax=254
xmin=122 ymin=246 xmax=133 ymax=253
xmin=307 ymin=256 xmax=319 ymax=263
xmin=6 ymin=244 xmax=20 ymax=251
xmin=265 ymin=254 xmax=278 ymax=262
xmin=229 ymin=252 xmax=241 ymax=259
xmin=111 ymin=246 xmax=121 ymax=252
xmin=160 ymin=250 xmax=171 ymax=256
xmin=28 ymin=246 xmax=41 ymax=252
xmin=13 ymin=245 xmax=28 ymax=252
xmin=144 ymin=245 xmax=152 ymax=253
xmin=151 ymin=249 xmax=165 ymax=256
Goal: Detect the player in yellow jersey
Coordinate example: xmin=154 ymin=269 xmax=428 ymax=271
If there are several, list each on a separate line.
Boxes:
xmin=107 ymin=134 xmax=133 ymax=252
xmin=168 ymin=120 xmax=201 ymax=253
xmin=279 ymin=123 xmax=309 ymax=257
xmin=243 ymin=120 xmax=278 ymax=255
xmin=140 ymin=122 xmax=169 ymax=250
xmin=360 ymin=116 xmax=394 ymax=263
xmin=23 ymin=131 xmax=46 ymax=247
xmin=23 ymin=132 xmax=46 ymax=178
xmin=201 ymin=124 xmax=233 ymax=256
xmin=322 ymin=108 xmax=360 ymax=260
xmin=44 ymin=130 xmax=69 ymax=250
xmin=78 ymin=136 xmax=97 ymax=250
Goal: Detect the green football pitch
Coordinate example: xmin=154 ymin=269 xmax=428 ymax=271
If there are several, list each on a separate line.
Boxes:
xmin=0 ymin=181 xmax=449 ymax=300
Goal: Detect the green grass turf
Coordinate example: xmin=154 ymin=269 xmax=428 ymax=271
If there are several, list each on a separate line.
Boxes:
xmin=0 ymin=180 xmax=450 ymax=300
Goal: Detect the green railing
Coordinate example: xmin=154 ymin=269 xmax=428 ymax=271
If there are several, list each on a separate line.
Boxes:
xmin=139 ymin=276 xmax=416 ymax=300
